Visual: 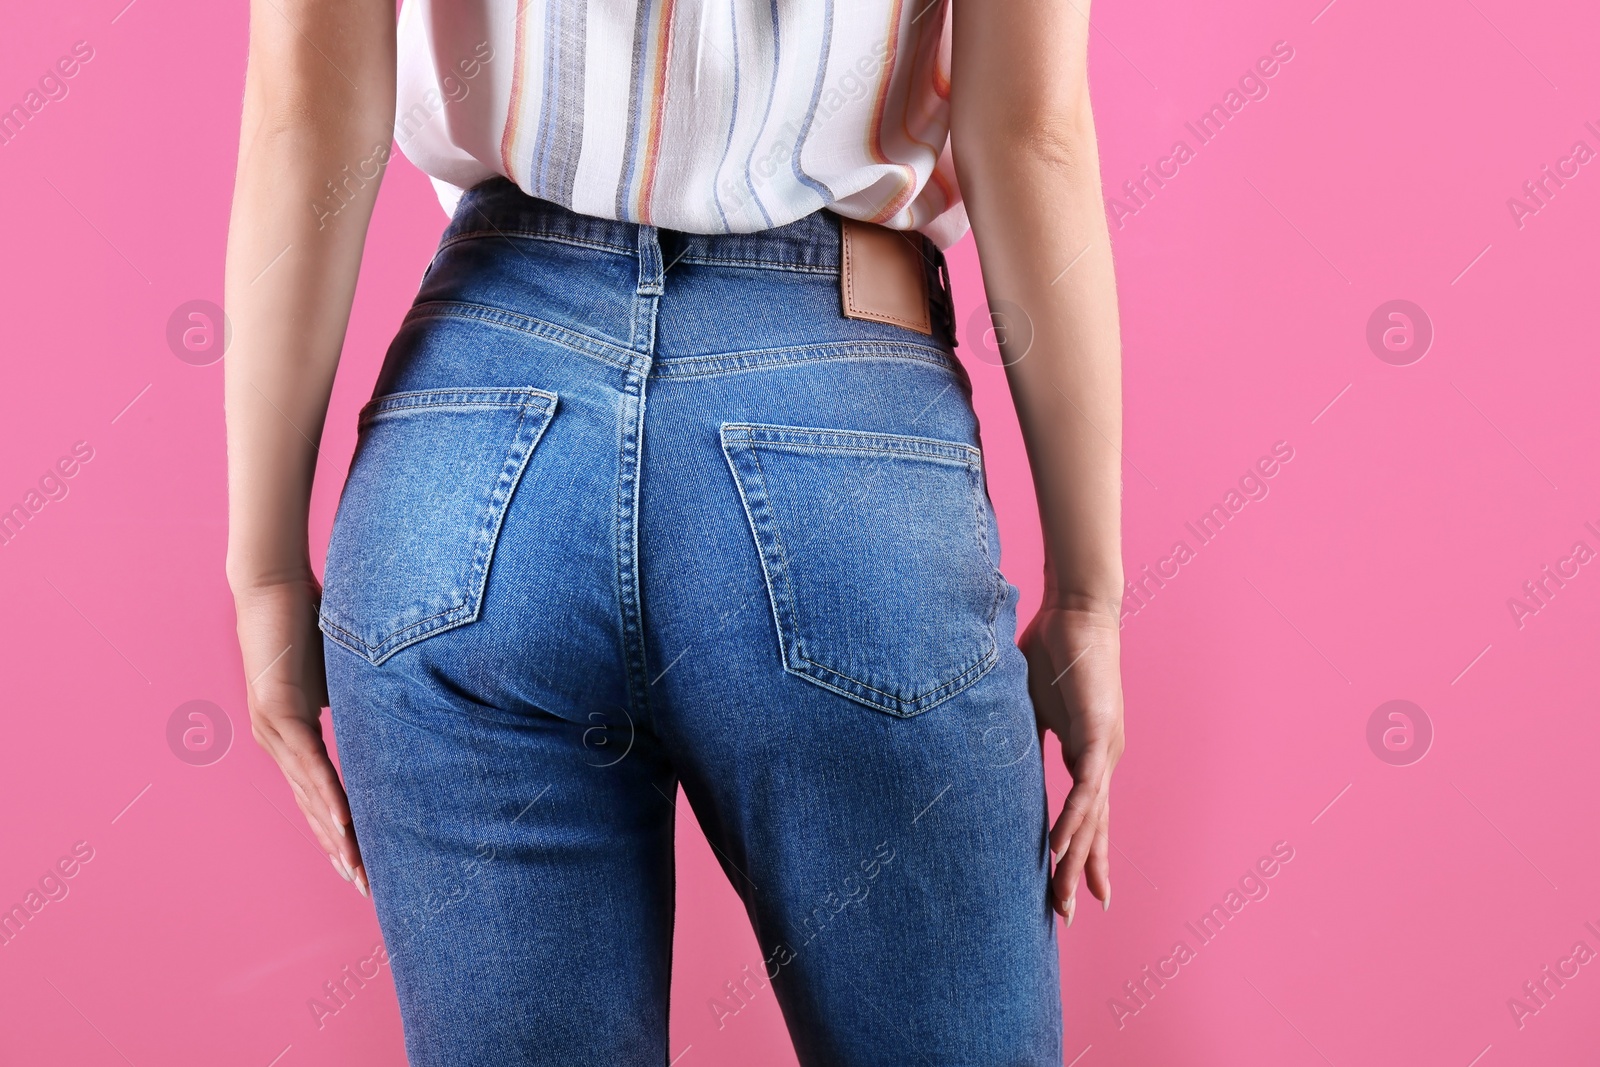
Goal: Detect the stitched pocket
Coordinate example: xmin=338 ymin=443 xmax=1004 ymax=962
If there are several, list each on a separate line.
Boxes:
xmin=721 ymin=423 xmax=1002 ymax=717
xmin=320 ymin=387 xmax=558 ymax=665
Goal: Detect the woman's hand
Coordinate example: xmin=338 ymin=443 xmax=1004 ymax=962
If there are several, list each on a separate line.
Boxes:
xmin=950 ymin=0 xmax=1124 ymax=928
xmin=233 ymin=573 xmax=368 ymax=897
xmin=223 ymin=0 xmax=393 ymax=902
xmin=1021 ymin=599 xmax=1124 ymax=926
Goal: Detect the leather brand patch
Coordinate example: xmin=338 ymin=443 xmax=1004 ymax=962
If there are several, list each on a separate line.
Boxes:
xmin=839 ymin=217 xmax=932 ymax=335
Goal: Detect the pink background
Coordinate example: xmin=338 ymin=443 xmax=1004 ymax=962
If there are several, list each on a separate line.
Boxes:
xmin=2 ymin=0 xmax=1597 ymax=1064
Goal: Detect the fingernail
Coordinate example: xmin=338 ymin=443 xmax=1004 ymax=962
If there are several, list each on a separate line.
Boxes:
xmin=1051 ymin=838 xmax=1069 ymax=865
xmin=355 ymin=869 xmax=370 ymax=898
xmin=330 ymin=808 xmax=347 ymax=837
xmin=1065 ymin=894 xmax=1076 ymax=928
xmin=329 ymin=855 xmax=350 ymax=882
xmin=1103 ymin=886 xmax=1111 ymax=912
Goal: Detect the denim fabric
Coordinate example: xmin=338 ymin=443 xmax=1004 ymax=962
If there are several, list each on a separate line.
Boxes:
xmin=321 ymin=177 xmax=1061 ymax=1066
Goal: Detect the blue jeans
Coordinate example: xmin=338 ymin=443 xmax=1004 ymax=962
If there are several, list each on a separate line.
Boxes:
xmin=321 ymin=178 xmax=1062 ymax=1066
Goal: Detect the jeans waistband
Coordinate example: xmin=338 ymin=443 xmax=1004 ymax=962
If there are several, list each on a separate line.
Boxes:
xmin=450 ymin=177 xmax=942 ymax=274
xmin=443 ymin=177 xmax=959 ymax=351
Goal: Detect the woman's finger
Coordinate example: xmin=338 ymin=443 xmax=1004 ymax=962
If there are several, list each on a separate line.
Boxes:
xmin=1047 ymin=738 xmax=1110 ymax=863
xmin=1051 ymin=780 xmax=1107 ymax=923
xmin=254 ymin=706 xmax=369 ymax=896
xmin=280 ymin=744 xmax=369 ymax=894
xmin=283 ymin=735 xmax=367 ymax=892
xmin=284 ymin=773 xmax=340 ymax=853
xmin=1084 ymin=795 xmax=1111 ymax=909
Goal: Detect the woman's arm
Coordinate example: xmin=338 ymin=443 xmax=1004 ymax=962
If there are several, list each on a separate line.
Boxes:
xmin=224 ymin=0 xmax=396 ymax=896
xmin=949 ymin=0 xmax=1125 ymax=925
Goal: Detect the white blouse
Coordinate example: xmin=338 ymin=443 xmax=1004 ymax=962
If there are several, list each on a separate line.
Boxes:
xmin=393 ymin=0 xmax=968 ymax=247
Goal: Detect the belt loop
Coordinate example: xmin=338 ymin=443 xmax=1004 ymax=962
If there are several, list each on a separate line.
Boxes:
xmin=636 ymin=224 xmax=664 ymax=297
xmin=632 ymin=224 xmax=664 ymax=354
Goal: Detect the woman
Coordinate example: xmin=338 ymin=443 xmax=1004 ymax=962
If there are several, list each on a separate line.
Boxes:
xmin=225 ymin=0 xmax=1124 ymax=1062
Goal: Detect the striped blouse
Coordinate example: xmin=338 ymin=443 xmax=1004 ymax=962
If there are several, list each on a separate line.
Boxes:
xmin=393 ymin=0 xmax=968 ymax=248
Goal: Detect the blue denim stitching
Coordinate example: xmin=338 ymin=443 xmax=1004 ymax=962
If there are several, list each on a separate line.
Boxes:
xmin=402 ymin=302 xmax=641 ymax=371
xmin=794 ymin=646 xmax=1000 ymax=714
xmin=652 ymin=341 xmax=960 ymax=380
xmin=971 ymin=462 xmax=1006 ymax=635
xmin=614 ymin=226 xmax=661 ymax=721
xmin=741 ymin=440 xmax=806 ymax=675
xmin=721 ymin=424 xmax=981 ymax=465
xmin=358 ymin=388 xmax=557 ymax=426
xmin=437 ymin=228 xmax=638 ymax=259
xmin=669 ymin=254 xmax=836 ymax=275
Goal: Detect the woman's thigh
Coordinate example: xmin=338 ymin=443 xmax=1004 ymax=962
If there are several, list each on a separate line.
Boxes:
xmin=325 ymin=666 xmax=677 ymax=1067
xmin=321 ymin=221 xmax=679 ymax=1066
xmin=640 ymin=296 xmax=1062 ymax=1066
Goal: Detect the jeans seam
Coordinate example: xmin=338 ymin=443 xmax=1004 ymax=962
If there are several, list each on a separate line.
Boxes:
xmin=615 ymin=371 xmax=651 ymax=718
xmin=652 ymin=342 xmax=960 ymax=380
xmin=618 ymin=230 xmax=660 ymax=721
xmin=972 ymin=464 xmax=1006 ymax=634
xmin=791 ymin=643 xmax=1000 ymax=711
xmin=745 ymin=442 xmax=805 ymax=674
xmin=436 ymin=229 xmax=637 ymax=258
xmin=403 ymin=301 xmax=639 ymax=371
xmin=358 ymin=388 xmax=557 ymax=426
xmin=722 ymin=428 xmax=981 ymax=466
xmin=670 ymin=254 xmax=837 ymax=275
xmin=720 ymin=434 xmax=794 ymax=693
xmin=320 ymin=611 xmax=449 ymax=659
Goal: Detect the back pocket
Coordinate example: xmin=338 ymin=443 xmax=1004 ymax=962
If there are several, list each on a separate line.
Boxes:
xmin=721 ymin=423 xmax=1002 ymax=717
xmin=321 ymin=387 xmax=558 ymax=665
